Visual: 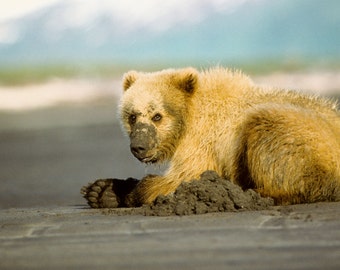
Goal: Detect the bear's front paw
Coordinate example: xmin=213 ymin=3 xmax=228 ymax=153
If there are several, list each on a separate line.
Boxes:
xmin=81 ymin=178 xmax=139 ymax=208
xmin=81 ymin=179 xmax=119 ymax=208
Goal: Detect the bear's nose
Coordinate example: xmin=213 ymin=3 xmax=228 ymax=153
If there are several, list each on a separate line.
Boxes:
xmin=131 ymin=145 xmax=145 ymax=156
xmin=130 ymin=144 xmax=148 ymax=158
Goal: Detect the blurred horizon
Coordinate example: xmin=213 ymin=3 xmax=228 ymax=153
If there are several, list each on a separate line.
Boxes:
xmin=0 ymin=0 xmax=339 ymax=111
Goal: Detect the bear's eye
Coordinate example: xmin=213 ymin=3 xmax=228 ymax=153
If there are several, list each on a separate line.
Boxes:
xmin=128 ymin=114 xmax=137 ymax=125
xmin=152 ymin=113 xmax=162 ymax=122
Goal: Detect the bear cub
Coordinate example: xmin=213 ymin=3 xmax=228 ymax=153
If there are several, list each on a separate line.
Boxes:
xmin=85 ymin=67 xmax=340 ymax=207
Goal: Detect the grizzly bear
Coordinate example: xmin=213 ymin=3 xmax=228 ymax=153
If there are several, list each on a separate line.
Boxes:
xmin=84 ymin=67 xmax=340 ymax=207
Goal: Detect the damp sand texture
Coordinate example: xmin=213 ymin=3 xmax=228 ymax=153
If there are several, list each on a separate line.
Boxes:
xmin=81 ymin=171 xmax=274 ymax=216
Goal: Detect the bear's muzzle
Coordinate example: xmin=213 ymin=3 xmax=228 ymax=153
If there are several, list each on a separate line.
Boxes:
xmin=129 ymin=123 xmax=158 ymax=162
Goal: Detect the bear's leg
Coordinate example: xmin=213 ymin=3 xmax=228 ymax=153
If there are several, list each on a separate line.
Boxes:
xmin=81 ymin=178 xmax=138 ymax=208
xmin=233 ymin=105 xmax=340 ymax=204
xmin=125 ymin=175 xmax=181 ymax=206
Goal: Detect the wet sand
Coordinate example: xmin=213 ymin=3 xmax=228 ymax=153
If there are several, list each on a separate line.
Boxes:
xmin=1 ymin=202 xmax=340 ymax=269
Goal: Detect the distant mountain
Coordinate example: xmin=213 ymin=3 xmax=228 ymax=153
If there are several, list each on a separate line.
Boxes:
xmin=0 ymin=0 xmax=339 ymax=67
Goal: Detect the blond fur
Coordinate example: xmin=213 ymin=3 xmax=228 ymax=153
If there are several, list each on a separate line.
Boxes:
xmin=120 ymin=67 xmax=340 ymax=206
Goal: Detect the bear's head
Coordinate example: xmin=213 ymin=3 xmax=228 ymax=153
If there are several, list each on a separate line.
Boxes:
xmin=120 ymin=68 xmax=198 ymax=163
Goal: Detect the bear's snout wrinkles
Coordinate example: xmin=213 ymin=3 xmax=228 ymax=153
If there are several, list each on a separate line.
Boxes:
xmin=129 ymin=123 xmax=157 ymax=162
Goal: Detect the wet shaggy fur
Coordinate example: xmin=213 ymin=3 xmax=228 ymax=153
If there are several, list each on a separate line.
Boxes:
xmin=118 ymin=67 xmax=340 ymax=206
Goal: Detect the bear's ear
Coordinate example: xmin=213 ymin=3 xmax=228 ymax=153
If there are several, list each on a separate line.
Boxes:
xmin=123 ymin=71 xmax=139 ymax=91
xmin=173 ymin=68 xmax=198 ymax=95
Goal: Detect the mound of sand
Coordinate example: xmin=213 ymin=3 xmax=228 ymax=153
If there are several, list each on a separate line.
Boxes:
xmin=143 ymin=171 xmax=274 ymax=216
xmin=82 ymin=171 xmax=274 ymax=216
